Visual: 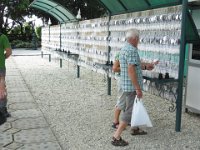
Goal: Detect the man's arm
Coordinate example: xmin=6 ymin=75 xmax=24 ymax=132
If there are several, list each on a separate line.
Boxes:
xmin=5 ymin=48 xmax=12 ymax=59
xmin=141 ymin=60 xmax=159 ymax=70
xmin=112 ymin=60 xmax=120 ymax=72
xmin=128 ymin=64 xmax=142 ymax=98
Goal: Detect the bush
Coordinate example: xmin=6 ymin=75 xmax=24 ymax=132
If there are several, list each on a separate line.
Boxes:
xmin=35 ymin=27 xmax=41 ymax=40
xmin=11 ymin=40 xmax=23 ymax=46
xmin=11 ymin=40 xmax=35 ymax=48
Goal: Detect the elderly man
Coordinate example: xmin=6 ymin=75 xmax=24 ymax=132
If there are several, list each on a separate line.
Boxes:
xmin=0 ymin=32 xmax=12 ymax=118
xmin=111 ymin=29 xmax=155 ymax=146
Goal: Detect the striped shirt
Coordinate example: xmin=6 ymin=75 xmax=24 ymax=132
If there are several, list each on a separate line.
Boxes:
xmin=119 ymin=42 xmax=143 ymax=92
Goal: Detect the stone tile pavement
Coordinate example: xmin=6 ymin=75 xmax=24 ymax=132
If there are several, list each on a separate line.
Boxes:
xmin=0 ymin=56 xmax=62 ymax=150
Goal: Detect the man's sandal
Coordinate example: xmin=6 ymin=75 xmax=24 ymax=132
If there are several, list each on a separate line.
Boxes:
xmin=131 ymin=128 xmax=147 ymax=135
xmin=111 ymin=122 xmax=119 ymax=129
xmin=111 ymin=137 xmax=129 ymax=146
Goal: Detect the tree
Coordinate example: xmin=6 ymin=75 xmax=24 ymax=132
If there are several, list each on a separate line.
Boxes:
xmin=0 ymin=0 xmax=30 ymax=33
xmin=0 ymin=0 xmax=107 ymax=34
xmin=56 ymin=0 xmax=106 ymax=20
xmin=35 ymin=26 xmax=41 ymax=40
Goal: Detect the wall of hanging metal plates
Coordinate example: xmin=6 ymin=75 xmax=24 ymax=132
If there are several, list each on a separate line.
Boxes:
xmin=41 ymin=5 xmax=182 ymax=101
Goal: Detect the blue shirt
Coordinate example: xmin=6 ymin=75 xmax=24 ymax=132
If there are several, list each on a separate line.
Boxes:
xmin=119 ymin=42 xmax=143 ymax=92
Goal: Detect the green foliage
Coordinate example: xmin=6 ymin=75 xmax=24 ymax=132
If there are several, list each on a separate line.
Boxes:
xmin=11 ymin=40 xmax=34 ymax=48
xmin=9 ymin=26 xmax=22 ymax=34
xmin=0 ymin=0 xmax=30 ymax=33
xmin=9 ymin=0 xmax=30 ymax=19
xmin=11 ymin=40 xmax=23 ymax=47
xmin=55 ymin=0 xmax=106 ymax=20
xmin=23 ymin=22 xmax=32 ymax=35
xmin=35 ymin=26 xmax=41 ymax=40
xmin=16 ymin=42 xmax=34 ymax=48
xmin=1 ymin=0 xmax=107 ymax=34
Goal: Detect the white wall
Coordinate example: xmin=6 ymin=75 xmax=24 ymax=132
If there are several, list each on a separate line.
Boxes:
xmin=186 ymin=65 xmax=200 ymax=113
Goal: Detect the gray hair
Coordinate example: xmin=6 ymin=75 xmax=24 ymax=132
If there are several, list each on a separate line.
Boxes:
xmin=125 ymin=29 xmax=139 ymax=40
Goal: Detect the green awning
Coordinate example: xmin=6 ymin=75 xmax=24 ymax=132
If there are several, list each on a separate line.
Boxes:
xmin=30 ymin=0 xmax=77 ymax=23
xmin=99 ymin=0 xmax=182 ymax=15
xmin=186 ymin=10 xmax=200 ymax=43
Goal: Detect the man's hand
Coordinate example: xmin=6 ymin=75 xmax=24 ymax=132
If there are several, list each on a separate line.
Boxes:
xmin=136 ymin=89 xmax=142 ymax=98
xmin=146 ymin=60 xmax=159 ymax=70
xmin=153 ymin=60 xmax=159 ymax=65
xmin=5 ymin=48 xmax=12 ymax=59
xmin=146 ymin=63 xmax=154 ymax=70
xmin=112 ymin=60 xmax=120 ymax=72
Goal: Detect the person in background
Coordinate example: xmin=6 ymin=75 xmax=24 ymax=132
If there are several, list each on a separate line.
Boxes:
xmin=112 ymin=53 xmax=158 ymax=130
xmin=112 ymin=52 xmax=122 ymax=129
xmin=0 ymin=32 xmax=12 ymax=118
xmin=111 ymin=29 xmax=156 ymax=146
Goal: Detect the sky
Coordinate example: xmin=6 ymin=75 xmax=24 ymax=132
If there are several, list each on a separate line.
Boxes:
xmin=4 ymin=15 xmax=43 ymax=27
xmin=24 ymin=15 xmax=43 ymax=27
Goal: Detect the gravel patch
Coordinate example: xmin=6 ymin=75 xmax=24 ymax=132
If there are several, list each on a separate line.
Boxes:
xmin=7 ymin=53 xmax=200 ymax=150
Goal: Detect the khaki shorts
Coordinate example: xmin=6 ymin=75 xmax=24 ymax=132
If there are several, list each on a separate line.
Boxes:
xmin=116 ymin=89 xmax=126 ymax=110
xmin=115 ymin=78 xmax=126 ymax=110
xmin=118 ymin=91 xmax=136 ymax=124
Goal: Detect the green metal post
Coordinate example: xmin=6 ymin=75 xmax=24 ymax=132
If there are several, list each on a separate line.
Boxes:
xmin=107 ymin=75 xmax=111 ymax=95
xmin=30 ymin=21 xmax=37 ymax=50
xmin=77 ymin=65 xmax=80 ymax=78
xmin=175 ymin=0 xmax=187 ymax=132
xmin=32 ymin=31 xmax=37 ymax=50
xmin=49 ymin=54 xmax=51 ymax=62
xmin=107 ymin=13 xmax=112 ymax=95
xmin=60 ymin=59 xmax=62 ymax=68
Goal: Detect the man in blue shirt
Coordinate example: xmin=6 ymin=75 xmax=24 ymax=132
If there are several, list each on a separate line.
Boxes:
xmin=111 ymin=29 xmax=155 ymax=146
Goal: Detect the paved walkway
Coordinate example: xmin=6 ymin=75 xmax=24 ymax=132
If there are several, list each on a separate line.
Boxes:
xmin=1 ymin=49 xmax=200 ymax=150
xmin=0 ymin=50 xmax=62 ymax=150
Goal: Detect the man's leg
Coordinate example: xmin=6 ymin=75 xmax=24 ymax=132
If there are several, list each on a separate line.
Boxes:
xmin=113 ymin=121 xmax=128 ymax=139
xmin=112 ymin=106 xmax=121 ymax=129
xmin=0 ymin=94 xmax=10 ymax=118
xmin=112 ymin=92 xmax=135 ymax=146
xmin=0 ymin=71 xmax=10 ymax=118
xmin=112 ymin=90 xmax=126 ymax=129
xmin=113 ymin=106 xmax=121 ymax=124
xmin=111 ymin=92 xmax=136 ymax=146
xmin=111 ymin=121 xmax=128 ymax=146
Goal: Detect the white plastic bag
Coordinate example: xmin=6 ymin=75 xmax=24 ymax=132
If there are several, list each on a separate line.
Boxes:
xmin=131 ymin=97 xmax=153 ymax=127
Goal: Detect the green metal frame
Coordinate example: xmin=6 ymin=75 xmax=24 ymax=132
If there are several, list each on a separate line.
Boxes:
xmin=30 ymin=0 xmax=77 ymax=23
xmin=176 ymin=0 xmax=200 ymax=132
xmin=99 ymin=0 xmax=182 ymax=15
xmin=107 ymin=14 xmax=112 ymax=96
xmin=98 ymin=0 xmax=200 ymax=131
xmin=176 ymin=0 xmax=187 ymax=132
xmin=30 ymin=0 xmax=200 ymax=131
xmin=186 ymin=10 xmax=200 ymax=43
